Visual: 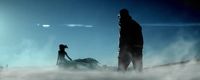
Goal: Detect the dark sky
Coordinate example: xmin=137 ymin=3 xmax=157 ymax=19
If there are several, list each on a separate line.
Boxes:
xmin=0 ymin=0 xmax=200 ymax=67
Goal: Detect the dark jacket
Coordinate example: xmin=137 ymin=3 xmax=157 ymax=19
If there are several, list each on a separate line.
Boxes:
xmin=119 ymin=16 xmax=143 ymax=48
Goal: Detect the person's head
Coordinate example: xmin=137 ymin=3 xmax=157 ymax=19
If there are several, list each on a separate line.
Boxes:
xmin=59 ymin=44 xmax=68 ymax=50
xmin=119 ymin=9 xmax=129 ymax=19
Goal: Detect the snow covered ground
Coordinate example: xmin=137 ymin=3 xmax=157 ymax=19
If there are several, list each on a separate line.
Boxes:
xmin=0 ymin=60 xmax=200 ymax=80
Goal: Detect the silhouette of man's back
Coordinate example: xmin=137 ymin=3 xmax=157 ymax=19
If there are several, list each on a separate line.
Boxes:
xmin=118 ymin=9 xmax=143 ymax=72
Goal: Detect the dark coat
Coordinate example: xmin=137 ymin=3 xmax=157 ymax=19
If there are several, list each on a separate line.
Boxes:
xmin=119 ymin=16 xmax=143 ymax=48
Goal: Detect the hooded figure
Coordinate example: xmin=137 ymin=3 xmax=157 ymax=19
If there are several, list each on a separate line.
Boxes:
xmin=118 ymin=9 xmax=143 ymax=72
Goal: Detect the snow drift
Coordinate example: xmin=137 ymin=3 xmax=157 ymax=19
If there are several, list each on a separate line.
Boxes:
xmin=1 ymin=60 xmax=200 ymax=80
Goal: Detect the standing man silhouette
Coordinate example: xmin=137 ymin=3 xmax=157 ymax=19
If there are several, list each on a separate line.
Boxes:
xmin=118 ymin=9 xmax=143 ymax=72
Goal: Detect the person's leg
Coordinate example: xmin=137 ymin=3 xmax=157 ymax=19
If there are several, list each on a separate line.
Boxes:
xmin=130 ymin=48 xmax=143 ymax=72
xmin=134 ymin=55 xmax=143 ymax=72
xmin=130 ymin=55 xmax=136 ymax=70
xmin=118 ymin=46 xmax=131 ymax=71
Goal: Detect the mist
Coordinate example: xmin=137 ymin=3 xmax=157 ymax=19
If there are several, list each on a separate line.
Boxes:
xmin=1 ymin=26 xmax=200 ymax=68
xmin=143 ymin=26 xmax=200 ymax=67
xmin=0 ymin=27 xmax=200 ymax=80
xmin=1 ymin=0 xmax=200 ymax=80
xmin=1 ymin=60 xmax=200 ymax=80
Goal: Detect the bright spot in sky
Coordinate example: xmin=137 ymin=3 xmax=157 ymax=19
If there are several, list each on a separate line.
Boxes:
xmin=67 ymin=24 xmax=82 ymax=27
xmin=65 ymin=24 xmax=94 ymax=28
xmin=42 ymin=24 xmax=50 ymax=28
xmin=85 ymin=25 xmax=93 ymax=28
xmin=36 ymin=24 xmax=51 ymax=28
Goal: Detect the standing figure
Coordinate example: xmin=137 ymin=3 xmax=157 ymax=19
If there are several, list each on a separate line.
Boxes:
xmin=118 ymin=9 xmax=143 ymax=72
xmin=57 ymin=44 xmax=72 ymax=65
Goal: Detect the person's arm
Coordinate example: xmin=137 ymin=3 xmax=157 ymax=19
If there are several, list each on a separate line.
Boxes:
xmin=56 ymin=54 xmax=60 ymax=65
xmin=57 ymin=51 xmax=61 ymax=65
xmin=65 ymin=52 xmax=72 ymax=61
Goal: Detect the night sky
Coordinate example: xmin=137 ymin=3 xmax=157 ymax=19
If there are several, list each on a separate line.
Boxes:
xmin=0 ymin=0 xmax=200 ymax=67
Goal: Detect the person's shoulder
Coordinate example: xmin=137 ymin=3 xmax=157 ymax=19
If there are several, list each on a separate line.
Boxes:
xmin=59 ymin=50 xmax=66 ymax=53
xmin=131 ymin=20 xmax=141 ymax=26
xmin=58 ymin=50 xmax=62 ymax=53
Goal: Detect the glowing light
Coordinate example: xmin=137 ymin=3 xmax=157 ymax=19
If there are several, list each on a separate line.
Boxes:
xmin=42 ymin=24 xmax=50 ymax=28
xmin=65 ymin=24 xmax=94 ymax=28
